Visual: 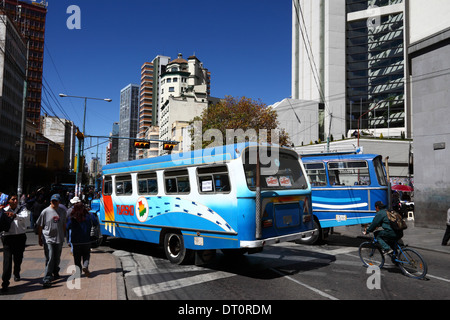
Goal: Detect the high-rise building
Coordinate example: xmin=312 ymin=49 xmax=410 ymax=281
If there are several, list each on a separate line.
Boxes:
xmin=138 ymin=54 xmax=212 ymax=157
xmin=2 ymin=0 xmax=47 ymax=130
xmin=118 ymin=84 xmax=140 ymax=162
xmin=137 ymin=55 xmax=170 ymax=159
xmin=292 ymin=0 xmax=409 ymax=141
xmin=0 ymin=13 xmax=27 ymax=165
xmin=159 ymin=54 xmax=212 ymax=155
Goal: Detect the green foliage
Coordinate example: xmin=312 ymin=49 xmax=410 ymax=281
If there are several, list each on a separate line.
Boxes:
xmin=190 ymin=96 xmax=292 ymax=149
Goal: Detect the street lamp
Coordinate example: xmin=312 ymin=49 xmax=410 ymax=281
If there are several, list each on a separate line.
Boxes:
xmin=59 ymin=93 xmax=112 ymax=197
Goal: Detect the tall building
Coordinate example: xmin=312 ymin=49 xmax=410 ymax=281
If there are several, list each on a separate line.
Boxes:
xmin=118 ymin=84 xmax=140 ymax=162
xmin=106 ymin=122 xmax=119 ymax=164
xmin=292 ymin=0 xmax=408 ymax=142
xmin=346 ymin=0 xmax=408 ymax=137
xmin=159 ymin=54 xmax=212 ymax=154
xmin=0 ymin=13 xmax=27 ymax=165
xmin=138 ymin=53 xmax=212 ymax=157
xmin=2 ymin=0 xmax=47 ymax=130
xmin=137 ymin=55 xmax=170 ymax=159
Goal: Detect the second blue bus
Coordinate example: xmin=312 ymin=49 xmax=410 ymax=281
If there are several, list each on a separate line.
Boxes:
xmin=300 ymin=153 xmax=389 ymax=244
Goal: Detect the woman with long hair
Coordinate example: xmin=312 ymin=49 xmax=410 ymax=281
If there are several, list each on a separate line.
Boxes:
xmin=66 ymin=201 xmax=98 ymax=277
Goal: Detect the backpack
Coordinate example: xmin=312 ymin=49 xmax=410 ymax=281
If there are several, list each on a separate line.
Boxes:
xmin=387 ymin=210 xmax=407 ymax=231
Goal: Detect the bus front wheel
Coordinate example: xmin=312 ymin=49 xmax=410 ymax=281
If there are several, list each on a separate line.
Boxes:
xmin=163 ymin=232 xmax=192 ymax=264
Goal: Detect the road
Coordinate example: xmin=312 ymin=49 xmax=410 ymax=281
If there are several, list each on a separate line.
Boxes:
xmin=106 ymin=232 xmax=450 ymax=301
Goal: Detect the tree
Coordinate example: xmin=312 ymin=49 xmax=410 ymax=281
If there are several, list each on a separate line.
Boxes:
xmin=190 ymin=96 xmax=291 ymax=150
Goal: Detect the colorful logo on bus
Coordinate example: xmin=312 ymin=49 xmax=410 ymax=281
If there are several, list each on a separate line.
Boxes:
xmin=136 ymin=197 xmax=149 ymax=223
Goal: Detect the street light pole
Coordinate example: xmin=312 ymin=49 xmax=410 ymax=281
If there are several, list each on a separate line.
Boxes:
xmin=59 ymin=94 xmax=112 ymax=197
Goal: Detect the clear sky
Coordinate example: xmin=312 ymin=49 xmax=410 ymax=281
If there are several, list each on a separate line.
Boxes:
xmin=42 ymin=0 xmax=293 ymax=164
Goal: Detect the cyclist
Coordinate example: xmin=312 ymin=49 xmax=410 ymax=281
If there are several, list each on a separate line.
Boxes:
xmin=363 ymin=201 xmax=403 ymax=254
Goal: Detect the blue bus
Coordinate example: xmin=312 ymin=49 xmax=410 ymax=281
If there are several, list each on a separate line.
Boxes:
xmin=90 ymin=143 xmax=315 ymax=264
xmin=300 ymin=153 xmax=389 ymax=244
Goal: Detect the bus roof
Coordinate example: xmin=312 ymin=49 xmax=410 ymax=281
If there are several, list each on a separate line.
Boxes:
xmin=103 ymin=142 xmax=296 ymax=176
xmin=301 ymin=153 xmax=381 ymax=163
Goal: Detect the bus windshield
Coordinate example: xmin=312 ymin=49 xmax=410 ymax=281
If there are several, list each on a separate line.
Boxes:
xmin=243 ymin=149 xmax=308 ymax=190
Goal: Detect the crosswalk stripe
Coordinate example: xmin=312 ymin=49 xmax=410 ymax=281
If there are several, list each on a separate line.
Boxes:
xmin=132 ymin=271 xmax=235 ymax=297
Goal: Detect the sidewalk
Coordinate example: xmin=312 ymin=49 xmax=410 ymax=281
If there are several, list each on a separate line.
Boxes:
xmin=0 ymin=231 xmax=123 ymax=300
xmin=334 ymin=222 xmax=450 ymax=255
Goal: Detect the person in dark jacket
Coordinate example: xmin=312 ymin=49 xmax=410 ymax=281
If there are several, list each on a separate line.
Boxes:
xmin=364 ymin=201 xmax=403 ymax=254
xmin=66 ymin=202 xmax=98 ymax=277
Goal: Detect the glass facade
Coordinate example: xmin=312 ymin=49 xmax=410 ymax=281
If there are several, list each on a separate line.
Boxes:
xmin=346 ymin=0 xmax=405 ymax=133
xmin=347 ymin=0 xmax=404 ymax=14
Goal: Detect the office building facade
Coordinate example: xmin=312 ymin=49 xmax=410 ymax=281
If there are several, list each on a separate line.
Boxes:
xmin=292 ymin=0 xmax=409 ymax=142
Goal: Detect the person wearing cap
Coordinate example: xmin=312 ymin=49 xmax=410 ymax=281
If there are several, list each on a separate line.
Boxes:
xmin=364 ymin=201 xmax=403 ymax=254
xmin=36 ymin=194 xmax=67 ymax=287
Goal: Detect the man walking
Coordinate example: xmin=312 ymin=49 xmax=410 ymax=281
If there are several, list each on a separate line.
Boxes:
xmin=36 ymin=194 xmax=67 ymax=287
xmin=0 ymin=194 xmax=30 ymax=292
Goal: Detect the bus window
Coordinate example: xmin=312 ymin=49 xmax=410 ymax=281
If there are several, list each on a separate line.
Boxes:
xmin=138 ymin=173 xmax=158 ymax=195
xmin=243 ymin=149 xmax=308 ymax=190
xmin=328 ymin=161 xmax=370 ymax=186
xmin=305 ymin=163 xmax=327 ymax=186
xmin=104 ymin=176 xmax=113 ymax=195
xmin=164 ymin=170 xmax=190 ymax=194
xmin=197 ymin=166 xmax=231 ymax=193
xmin=116 ymin=175 xmax=133 ymax=195
xmin=373 ymin=156 xmax=388 ymax=186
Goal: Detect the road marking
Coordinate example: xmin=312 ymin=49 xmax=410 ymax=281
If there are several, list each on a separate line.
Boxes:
xmin=426 ymin=274 xmax=450 ymax=283
xmin=132 ymin=271 xmax=235 ymax=297
xmin=270 ymin=268 xmax=339 ymax=300
xmin=125 ymin=265 xmax=206 ymax=277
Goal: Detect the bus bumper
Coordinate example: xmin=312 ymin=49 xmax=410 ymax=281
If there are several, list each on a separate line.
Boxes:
xmin=240 ymin=229 xmax=318 ymax=248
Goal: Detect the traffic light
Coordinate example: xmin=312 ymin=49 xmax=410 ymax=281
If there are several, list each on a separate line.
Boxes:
xmin=134 ymin=140 xmax=150 ymax=149
xmin=163 ymin=143 xmax=177 ymax=151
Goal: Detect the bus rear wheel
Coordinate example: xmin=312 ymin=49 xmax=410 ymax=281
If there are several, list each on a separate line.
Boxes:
xmin=163 ymin=232 xmax=192 ymax=264
xmin=295 ymin=219 xmax=321 ymax=245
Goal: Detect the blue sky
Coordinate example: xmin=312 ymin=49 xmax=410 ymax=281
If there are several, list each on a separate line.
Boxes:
xmin=42 ymin=0 xmax=293 ymax=164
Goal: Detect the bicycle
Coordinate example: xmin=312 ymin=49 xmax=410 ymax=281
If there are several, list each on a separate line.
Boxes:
xmin=358 ymin=235 xmax=428 ymax=279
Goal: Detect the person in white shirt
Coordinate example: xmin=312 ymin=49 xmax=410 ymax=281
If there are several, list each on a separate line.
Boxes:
xmin=0 ymin=194 xmax=30 ymax=292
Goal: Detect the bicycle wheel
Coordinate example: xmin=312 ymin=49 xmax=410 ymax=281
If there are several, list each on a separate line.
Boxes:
xmin=396 ymin=248 xmax=428 ymax=279
xmin=359 ymin=241 xmax=385 ymax=268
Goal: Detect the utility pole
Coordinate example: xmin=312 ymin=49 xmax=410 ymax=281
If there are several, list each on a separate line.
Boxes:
xmin=17 ymin=38 xmax=29 ymax=200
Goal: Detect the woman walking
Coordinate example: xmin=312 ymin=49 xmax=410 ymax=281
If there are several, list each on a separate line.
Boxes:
xmin=66 ymin=202 xmax=98 ymax=277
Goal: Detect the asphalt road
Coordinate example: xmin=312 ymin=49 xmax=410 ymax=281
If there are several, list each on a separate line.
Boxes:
xmin=107 ymin=232 xmax=450 ymax=301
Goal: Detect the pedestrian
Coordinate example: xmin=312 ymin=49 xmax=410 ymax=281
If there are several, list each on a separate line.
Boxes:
xmin=66 ymin=200 xmax=98 ymax=277
xmin=36 ymin=194 xmax=67 ymax=288
xmin=442 ymin=208 xmax=450 ymax=246
xmin=0 ymin=194 xmax=30 ymax=292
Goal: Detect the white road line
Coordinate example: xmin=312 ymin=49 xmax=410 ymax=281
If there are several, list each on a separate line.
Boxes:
xmin=425 ymin=274 xmax=450 ymax=283
xmin=125 ymin=265 xmax=207 ymax=277
xmin=132 ymin=271 xmax=235 ymax=297
xmin=270 ymin=268 xmax=339 ymax=300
